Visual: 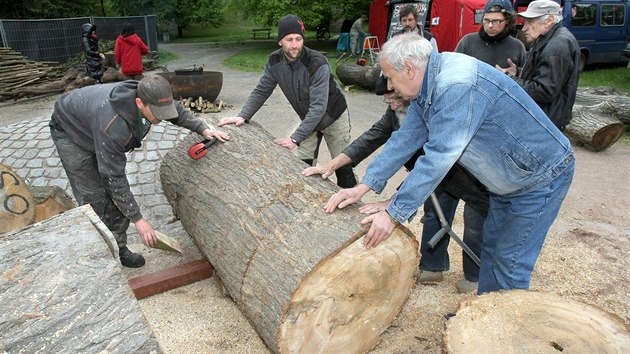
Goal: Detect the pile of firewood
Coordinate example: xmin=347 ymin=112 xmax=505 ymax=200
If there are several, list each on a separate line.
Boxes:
xmin=179 ymin=96 xmax=234 ymax=113
xmin=0 ymin=48 xmax=63 ymax=98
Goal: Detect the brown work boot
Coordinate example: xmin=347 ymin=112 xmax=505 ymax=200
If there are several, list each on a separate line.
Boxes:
xmin=456 ymin=279 xmax=478 ymax=294
xmin=417 ymin=270 xmax=444 ymax=284
xmin=119 ymin=246 xmax=145 ymax=268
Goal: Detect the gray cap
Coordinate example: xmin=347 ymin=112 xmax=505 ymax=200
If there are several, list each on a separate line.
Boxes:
xmin=517 ymin=0 xmax=561 ymax=18
xmin=137 ymin=75 xmax=178 ymax=120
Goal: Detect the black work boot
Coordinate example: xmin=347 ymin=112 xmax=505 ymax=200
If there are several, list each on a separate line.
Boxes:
xmin=119 ymin=246 xmax=145 ymax=268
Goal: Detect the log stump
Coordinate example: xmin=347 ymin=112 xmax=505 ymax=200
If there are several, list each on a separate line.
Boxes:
xmin=566 ymin=102 xmax=625 ymax=151
xmin=160 ymin=117 xmax=419 ymax=353
xmin=444 ymin=290 xmax=630 ymax=353
xmin=1 ymin=164 xmax=35 ymax=234
xmin=29 ymin=185 xmax=76 ymax=223
xmin=336 ymin=62 xmax=381 ymax=90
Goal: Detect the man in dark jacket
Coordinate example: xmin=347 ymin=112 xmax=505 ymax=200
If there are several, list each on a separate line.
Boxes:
xmin=498 ymin=0 xmax=580 ymax=131
xmin=219 ymin=14 xmax=356 ymax=188
xmin=81 ymin=23 xmax=104 ymax=83
xmin=50 ymin=76 xmax=230 ymax=268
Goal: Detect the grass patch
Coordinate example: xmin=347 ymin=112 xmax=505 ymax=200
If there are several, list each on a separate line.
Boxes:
xmin=223 ymin=44 xmax=277 ymax=72
xmin=579 ymin=63 xmax=630 ymax=95
xmin=223 ymin=39 xmax=350 ymax=79
xmin=157 ymin=49 xmax=179 ymax=65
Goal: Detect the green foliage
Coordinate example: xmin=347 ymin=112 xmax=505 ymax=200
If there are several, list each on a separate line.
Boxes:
xmin=0 ymin=0 xmax=104 ymax=18
xmin=107 ymin=0 xmax=224 ymax=37
xmin=227 ymin=0 xmax=371 ymax=29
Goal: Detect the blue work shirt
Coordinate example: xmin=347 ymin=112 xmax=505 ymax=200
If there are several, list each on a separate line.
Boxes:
xmin=363 ymin=52 xmax=574 ymax=224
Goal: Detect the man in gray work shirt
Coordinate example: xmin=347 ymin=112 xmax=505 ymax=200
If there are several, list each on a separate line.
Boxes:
xmin=219 ymin=14 xmax=356 ymax=187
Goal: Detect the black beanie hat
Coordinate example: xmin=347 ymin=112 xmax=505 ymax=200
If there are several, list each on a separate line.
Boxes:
xmin=278 ymin=14 xmax=305 ymax=40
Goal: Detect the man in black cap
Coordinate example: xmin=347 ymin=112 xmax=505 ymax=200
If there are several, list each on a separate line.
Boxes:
xmin=50 ymin=75 xmax=230 ymax=268
xmin=219 ymin=14 xmax=356 ymax=188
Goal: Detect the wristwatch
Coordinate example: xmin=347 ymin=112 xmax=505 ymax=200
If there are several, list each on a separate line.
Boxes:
xmin=290 ymin=138 xmax=299 ymax=146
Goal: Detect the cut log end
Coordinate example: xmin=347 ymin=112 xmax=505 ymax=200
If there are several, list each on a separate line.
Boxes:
xmin=591 ymin=122 xmax=625 ymax=151
xmin=1 ymin=164 xmax=35 ymax=234
xmin=443 ymin=290 xmax=630 ymax=353
xmin=277 ymin=227 xmax=419 ymax=353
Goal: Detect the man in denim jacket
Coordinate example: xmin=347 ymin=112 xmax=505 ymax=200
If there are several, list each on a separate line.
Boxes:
xmin=325 ymin=33 xmax=575 ymax=294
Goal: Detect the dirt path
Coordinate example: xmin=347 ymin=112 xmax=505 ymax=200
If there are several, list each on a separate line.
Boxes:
xmin=1 ymin=41 xmax=628 ymax=353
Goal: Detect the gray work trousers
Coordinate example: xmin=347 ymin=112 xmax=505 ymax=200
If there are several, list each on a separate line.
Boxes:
xmin=50 ymin=124 xmax=130 ymax=248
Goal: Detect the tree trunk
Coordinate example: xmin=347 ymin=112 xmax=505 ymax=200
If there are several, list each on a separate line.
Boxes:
xmin=575 ymin=87 xmax=630 ymax=125
xmin=160 ymin=118 xmax=419 ymax=353
xmin=335 ymin=61 xmax=381 ymax=90
xmin=443 ymin=290 xmax=630 ymax=353
xmin=0 ymin=205 xmax=162 ymax=353
xmin=566 ymin=102 xmax=625 ymax=151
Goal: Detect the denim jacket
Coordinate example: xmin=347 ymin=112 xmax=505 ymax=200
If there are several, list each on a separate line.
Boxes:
xmin=363 ymin=52 xmax=574 ymax=223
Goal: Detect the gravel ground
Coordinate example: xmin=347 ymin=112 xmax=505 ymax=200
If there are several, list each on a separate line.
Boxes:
xmin=1 ymin=41 xmax=628 ymax=353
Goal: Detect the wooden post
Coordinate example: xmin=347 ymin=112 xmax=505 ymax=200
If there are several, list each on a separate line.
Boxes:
xmin=160 ymin=117 xmax=419 ymax=353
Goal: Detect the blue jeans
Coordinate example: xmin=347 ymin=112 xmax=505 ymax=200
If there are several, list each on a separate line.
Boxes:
xmin=419 ymin=192 xmax=485 ymax=281
xmin=477 ymin=158 xmax=575 ymax=294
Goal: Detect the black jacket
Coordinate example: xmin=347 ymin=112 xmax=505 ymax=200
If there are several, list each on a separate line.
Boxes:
xmin=82 ymin=23 xmax=103 ymax=80
xmin=516 ymin=23 xmax=580 ymax=130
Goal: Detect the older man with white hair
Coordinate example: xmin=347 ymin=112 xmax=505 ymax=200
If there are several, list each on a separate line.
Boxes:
xmin=497 ymin=0 xmax=580 ymax=131
xmin=324 ymin=33 xmax=575 ymax=294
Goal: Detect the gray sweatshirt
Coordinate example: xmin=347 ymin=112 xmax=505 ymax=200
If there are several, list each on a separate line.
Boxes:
xmin=238 ymin=46 xmax=347 ymax=144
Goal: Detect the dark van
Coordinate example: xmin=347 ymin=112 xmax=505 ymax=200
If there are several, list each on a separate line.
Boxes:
xmin=516 ymin=0 xmax=630 ymax=70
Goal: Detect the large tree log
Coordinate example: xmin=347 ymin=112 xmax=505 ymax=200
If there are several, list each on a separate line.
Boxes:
xmin=566 ymin=102 xmax=626 ymax=151
xmin=576 ymin=87 xmax=630 ymax=124
xmin=335 ymin=61 xmax=381 ymax=90
xmin=160 ymin=117 xmax=419 ymax=353
xmin=444 ymin=290 xmax=630 ymax=353
xmin=0 ymin=205 xmax=162 ymax=353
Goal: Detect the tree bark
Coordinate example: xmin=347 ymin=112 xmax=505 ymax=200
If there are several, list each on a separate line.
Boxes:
xmin=566 ymin=102 xmax=626 ymax=151
xmin=0 ymin=205 xmax=162 ymax=353
xmin=335 ymin=62 xmax=381 ymax=90
xmin=444 ymin=290 xmax=630 ymax=353
xmin=160 ymin=117 xmax=419 ymax=353
xmin=575 ymin=87 xmax=630 ymax=125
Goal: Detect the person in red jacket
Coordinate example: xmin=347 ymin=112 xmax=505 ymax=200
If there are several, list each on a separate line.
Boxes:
xmin=115 ymin=23 xmax=149 ymax=80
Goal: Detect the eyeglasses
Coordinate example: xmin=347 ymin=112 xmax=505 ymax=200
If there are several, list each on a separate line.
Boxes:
xmin=482 ymin=19 xmax=506 ymax=26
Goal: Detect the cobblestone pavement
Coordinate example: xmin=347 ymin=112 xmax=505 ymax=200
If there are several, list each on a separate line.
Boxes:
xmin=0 ymin=117 xmax=192 ymax=228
